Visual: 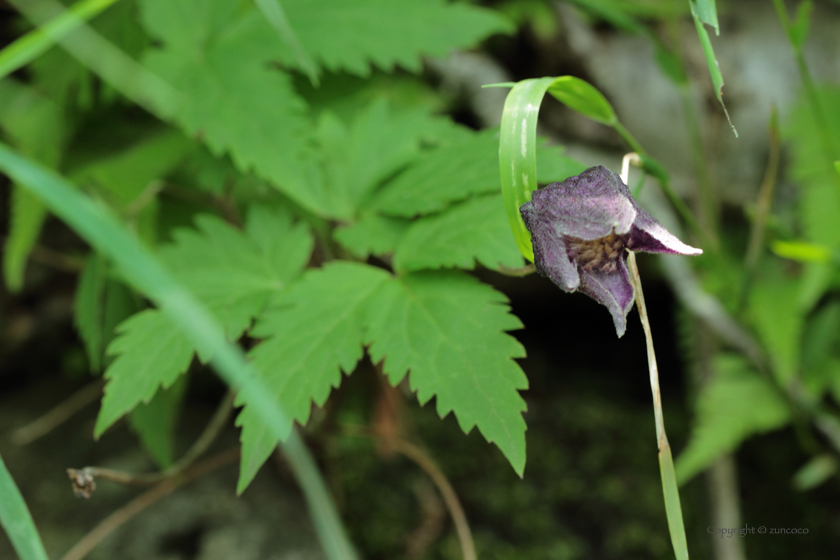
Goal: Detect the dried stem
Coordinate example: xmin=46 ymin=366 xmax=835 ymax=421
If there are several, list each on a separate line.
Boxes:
xmin=60 ymin=447 xmax=240 ymax=560
xmin=391 ymin=439 xmax=476 ymax=560
xmin=67 ymin=390 xmax=235 ymax=488
xmin=343 ymin=425 xmax=476 ymax=560
xmin=627 ymin=251 xmax=668 ymax=450
xmin=12 ymin=379 xmax=105 ymax=445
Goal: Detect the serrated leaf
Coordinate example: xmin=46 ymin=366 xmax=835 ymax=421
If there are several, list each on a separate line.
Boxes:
xmin=265 ymin=0 xmax=513 ymax=76
xmin=160 ymin=206 xmax=313 ymax=341
xmin=365 ymin=271 xmax=528 ymax=475
xmin=97 ymin=206 xmax=311 ymax=436
xmin=784 ymin=87 xmax=840 ymax=248
xmin=95 ymin=309 xmax=194 ymax=438
xmin=235 ymin=262 xmax=391 ymax=492
xmin=334 ymin=213 xmax=410 ymax=259
xmin=129 ymin=374 xmax=188 ymax=468
xmin=675 ymin=354 xmax=790 ymax=484
xmin=139 ymin=0 xmax=315 ymax=209
xmin=311 ymin=99 xmax=445 ymax=219
xmin=373 ymin=130 xmax=501 ymax=216
xmin=394 ymin=194 xmax=523 ymax=272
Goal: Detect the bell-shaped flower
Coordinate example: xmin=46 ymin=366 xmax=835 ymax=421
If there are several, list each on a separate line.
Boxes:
xmin=520 ymin=165 xmax=702 ymax=337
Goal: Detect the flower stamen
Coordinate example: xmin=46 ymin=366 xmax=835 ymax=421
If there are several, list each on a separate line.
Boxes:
xmin=565 ymin=232 xmax=626 ymax=274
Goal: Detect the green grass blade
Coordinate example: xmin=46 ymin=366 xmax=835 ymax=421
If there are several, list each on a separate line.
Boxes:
xmin=9 ymin=0 xmax=179 ymax=118
xmin=691 ymin=0 xmax=719 ymax=34
xmin=659 ymin=445 xmax=690 ymax=560
xmin=689 ymin=1 xmax=736 ymax=136
xmin=0 ymin=143 xmax=358 ymax=560
xmin=0 ymin=453 xmax=49 ymax=560
xmin=498 ymin=77 xmax=555 ymax=261
xmin=0 ymin=0 xmax=120 ymax=81
xmin=254 ymin=0 xmax=320 ymax=86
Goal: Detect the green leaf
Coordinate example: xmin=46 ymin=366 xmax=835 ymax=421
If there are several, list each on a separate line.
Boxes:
xmin=236 ymin=262 xmax=390 ymax=492
xmin=71 ymin=129 xmax=193 ymax=209
xmin=270 ymin=0 xmax=513 ymax=76
xmin=0 ymin=453 xmax=49 ymax=560
xmin=793 ymin=454 xmax=837 ymax=491
xmin=689 ymin=1 xmax=736 ymax=136
xmin=161 ymin=205 xmax=313 ymax=340
xmin=748 ymin=270 xmax=805 ymax=385
xmin=96 ymin=205 xmax=312 ymax=435
xmin=676 ymin=354 xmax=790 ymax=484
xmin=690 ymin=0 xmax=719 ymax=34
xmin=800 ymin=302 xmax=840 ymax=396
xmin=394 ymin=194 xmax=523 ymax=272
xmin=74 ymin=254 xmax=139 ymax=372
xmin=0 ymin=0 xmax=121 ymax=81
xmin=129 ymin=374 xmax=188 ymax=468
xmin=311 ymin=100 xmax=443 ymax=219
xmin=0 ymin=141 xmax=357 ymax=560
xmin=365 ymin=271 xmax=528 ymax=475
xmin=139 ymin=0 xmax=315 ymax=208
xmin=334 ymin=213 xmax=410 ymax=259
xmin=0 ymin=79 xmax=67 ymax=291
xmin=547 ymin=76 xmax=617 ymax=126
xmin=790 ymin=0 xmax=813 ymax=50
xmin=784 ymin=87 xmax=840 ymax=248
xmin=95 ymin=309 xmax=194 ymax=438
xmin=373 ymin=129 xmax=502 ymax=217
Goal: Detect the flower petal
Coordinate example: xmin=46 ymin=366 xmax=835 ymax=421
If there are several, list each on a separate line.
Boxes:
xmin=577 ymin=255 xmax=635 ymax=337
xmin=628 ymin=213 xmax=703 ymax=256
xmin=521 ymin=201 xmax=580 ymax=291
xmin=528 ymin=166 xmax=637 ymax=240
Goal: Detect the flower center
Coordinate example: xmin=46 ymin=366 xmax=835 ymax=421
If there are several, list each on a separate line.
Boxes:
xmin=565 ymin=232 xmax=626 ymax=274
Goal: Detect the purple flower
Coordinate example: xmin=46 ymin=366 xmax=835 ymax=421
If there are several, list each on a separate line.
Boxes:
xmin=520 ymin=165 xmax=702 ymax=337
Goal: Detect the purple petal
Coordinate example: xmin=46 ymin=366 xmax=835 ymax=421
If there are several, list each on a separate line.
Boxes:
xmin=528 ymin=166 xmax=637 ymax=240
xmin=577 ymin=255 xmax=635 ymax=337
xmin=521 ymin=201 xmax=580 ymax=291
xmin=628 ymin=213 xmax=703 ymax=255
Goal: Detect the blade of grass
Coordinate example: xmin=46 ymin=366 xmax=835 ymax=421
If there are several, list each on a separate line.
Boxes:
xmin=0 ymin=0 xmax=120 ymax=81
xmin=0 ymin=143 xmax=358 ymax=560
xmin=9 ymin=0 xmax=179 ymax=118
xmin=688 ymin=1 xmax=736 ymax=136
xmin=0 ymin=453 xmax=49 ymax=560
xmin=253 ymin=0 xmax=320 ymax=86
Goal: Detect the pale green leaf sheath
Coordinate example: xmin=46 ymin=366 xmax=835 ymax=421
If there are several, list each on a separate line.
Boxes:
xmin=96 ymin=206 xmax=312 ymax=437
xmin=367 ymin=271 xmax=528 ymax=474
xmin=236 ymin=262 xmax=391 ymax=492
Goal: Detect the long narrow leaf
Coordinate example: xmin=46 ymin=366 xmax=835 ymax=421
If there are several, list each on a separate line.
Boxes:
xmin=660 ymin=446 xmax=690 ymax=560
xmin=0 ymin=0 xmax=120 ymax=81
xmin=0 ymin=143 xmax=358 ymax=560
xmin=0 ymin=453 xmax=49 ymax=560
xmin=688 ymin=1 xmax=736 ymax=136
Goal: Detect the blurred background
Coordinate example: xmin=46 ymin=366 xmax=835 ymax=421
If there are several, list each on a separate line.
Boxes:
xmin=2 ymin=1 xmax=840 ymax=559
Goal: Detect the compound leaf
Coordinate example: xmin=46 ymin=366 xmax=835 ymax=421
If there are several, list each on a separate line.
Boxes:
xmin=394 ymin=193 xmax=523 ymax=272
xmin=236 ymin=262 xmax=390 ymax=492
xmin=275 ymin=0 xmax=513 ymax=76
xmin=334 ymin=213 xmax=411 ymax=259
xmin=366 ymin=271 xmax=528 ymax=475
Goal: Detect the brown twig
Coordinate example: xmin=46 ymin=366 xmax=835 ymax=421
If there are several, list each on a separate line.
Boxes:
xmin=12 ymin=379 xmax=105 ymax=445
xmin=60 ymin=447 xmax=240 ymax=560
xmin=66 ymin=390 xmax=236 ymax=488
xmin=344 ymin=425 xmax=476 ymax=560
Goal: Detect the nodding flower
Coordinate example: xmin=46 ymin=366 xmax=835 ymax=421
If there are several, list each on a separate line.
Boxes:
xmin=520 ymin=165 xmax=702 ymax=337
